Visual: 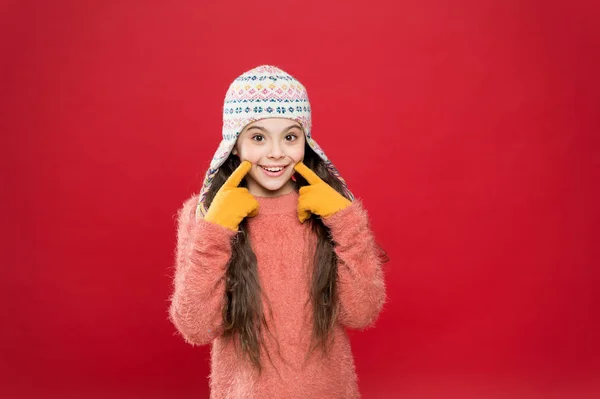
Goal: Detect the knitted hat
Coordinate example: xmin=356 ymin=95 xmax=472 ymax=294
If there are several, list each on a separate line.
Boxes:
xmin=196 ymin=65 xmax=353 ymax=220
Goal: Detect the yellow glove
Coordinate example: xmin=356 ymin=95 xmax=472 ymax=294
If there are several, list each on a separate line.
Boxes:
xmin=204 ymin=161 xmax=259 ymax=231
xmin=293 ymin=161 xmax=352 ymax=223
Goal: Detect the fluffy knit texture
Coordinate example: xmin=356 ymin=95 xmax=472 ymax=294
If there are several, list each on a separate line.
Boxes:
xmin=168 ymin=190 xmax=386 ymax=399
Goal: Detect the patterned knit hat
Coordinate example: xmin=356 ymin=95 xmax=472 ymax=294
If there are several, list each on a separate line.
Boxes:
xmin=196 ymin=65 xmax=353 ymax=220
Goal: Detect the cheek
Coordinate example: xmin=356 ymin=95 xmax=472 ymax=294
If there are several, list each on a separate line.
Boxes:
xmin=238 ymin=146 xmax=263 ymax=163
xmin=289 ymin=146 xmax=305 ymax=163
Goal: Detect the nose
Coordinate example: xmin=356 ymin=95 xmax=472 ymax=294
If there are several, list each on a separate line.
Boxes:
xmin=268 ymin=141 xmax=285 ymax=160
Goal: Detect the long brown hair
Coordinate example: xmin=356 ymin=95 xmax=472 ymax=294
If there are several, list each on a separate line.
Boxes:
xmin=203 ymin=142 xmax=378 ymax=371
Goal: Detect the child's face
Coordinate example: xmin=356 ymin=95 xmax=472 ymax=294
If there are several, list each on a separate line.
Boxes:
xmin=233 ymin=118 xmax=306 ymax=197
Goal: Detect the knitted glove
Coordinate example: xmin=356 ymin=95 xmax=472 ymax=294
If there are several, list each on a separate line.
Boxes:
xmin=293 ymin=161 xmax=352 ymax=223
xmin=204 ymin=161 xmax=259 ymax=231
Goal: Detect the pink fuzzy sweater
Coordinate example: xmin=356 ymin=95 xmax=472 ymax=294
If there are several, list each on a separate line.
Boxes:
xmin=168 ymin=190 xmax=386 ymax=398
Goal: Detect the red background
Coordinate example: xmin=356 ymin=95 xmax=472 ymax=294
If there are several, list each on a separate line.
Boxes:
xmin=2 ymin=0 xmax=599 ymax=398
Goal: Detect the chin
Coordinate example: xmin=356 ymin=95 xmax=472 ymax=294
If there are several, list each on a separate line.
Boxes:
xmin=258 ymin=181 xmax=288 ymax=192
xmin=249 ymin=177 xmax=294 ymax=196
xmin=246 ymin=168 xmax=295 ymax=196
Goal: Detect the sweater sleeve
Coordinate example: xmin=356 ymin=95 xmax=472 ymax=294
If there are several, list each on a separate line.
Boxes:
xmin=168 ymin=194 xmax=237 ymax=346
xmin=322 ymin=199 xmax=387 ymax=330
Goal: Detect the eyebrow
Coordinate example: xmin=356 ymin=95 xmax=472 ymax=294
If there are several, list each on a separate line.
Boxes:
xmin=245 ymin=124 xmax=302 ymax=133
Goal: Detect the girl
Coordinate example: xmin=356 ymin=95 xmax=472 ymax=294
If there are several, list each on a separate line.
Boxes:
xmin=168 ymin=65 xmax=387 ymax=398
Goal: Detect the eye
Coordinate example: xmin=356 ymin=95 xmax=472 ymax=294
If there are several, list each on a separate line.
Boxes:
xmin=251 ymin=134 xmax=265 ymax=142
xmin=285 ymin=133 xmax=299 ymax=141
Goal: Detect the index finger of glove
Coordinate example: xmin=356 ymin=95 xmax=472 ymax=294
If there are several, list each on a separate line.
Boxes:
xmin=224 ymin=160 xmax=252 ymax=188
xmin=293 ymin=161 xmax=322 ymax=185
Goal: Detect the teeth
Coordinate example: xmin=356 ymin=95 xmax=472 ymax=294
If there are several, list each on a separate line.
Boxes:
xmin=263 ymin=166 xmax=284 ymax=172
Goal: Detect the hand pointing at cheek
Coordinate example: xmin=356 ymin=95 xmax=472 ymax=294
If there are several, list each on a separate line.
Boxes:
xmin=293 ymin=161 xmax=352 ymax=223
xmin=204 ymin=161 xmax=259 ymax=231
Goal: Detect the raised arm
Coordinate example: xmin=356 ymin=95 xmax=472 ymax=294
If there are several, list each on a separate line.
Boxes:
xmin=323 ymin=200 xmax=387 ymax=330
xmin=168 ymin=194 xmax=236 ymax=345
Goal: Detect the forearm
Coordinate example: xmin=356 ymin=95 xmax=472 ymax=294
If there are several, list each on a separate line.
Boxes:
xmin=323 ymin=200 xmax=387 ymax=329
xmin=168 ymin=195 xmax=237 ymax=345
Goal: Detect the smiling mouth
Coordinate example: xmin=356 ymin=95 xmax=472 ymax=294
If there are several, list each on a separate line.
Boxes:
xmin=259 ymin=165 xmax=288 ymax=172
